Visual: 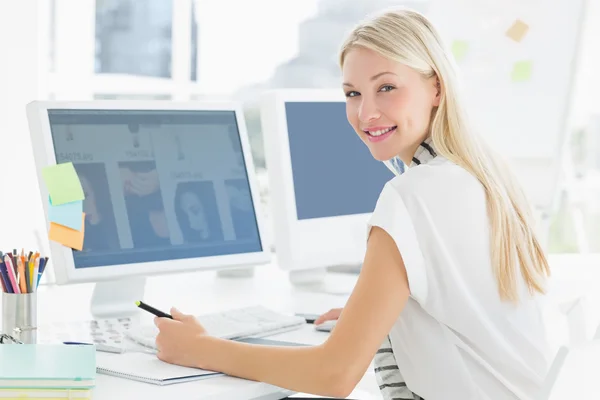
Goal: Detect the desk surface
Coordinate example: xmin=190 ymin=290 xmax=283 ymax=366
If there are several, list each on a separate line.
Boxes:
xmin=3 ymin=263 xmax=380 ymax=400
xmin=2 ymin=254 xmax=600 ymax=399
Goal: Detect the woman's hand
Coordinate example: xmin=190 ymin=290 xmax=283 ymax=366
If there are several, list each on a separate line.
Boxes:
xmin=314 ymin=308 xmax=343 ymax=325
xmin=154 ymin=308 xmax=208 ymax=369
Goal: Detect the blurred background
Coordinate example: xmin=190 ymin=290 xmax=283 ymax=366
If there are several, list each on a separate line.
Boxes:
xmin=1 ymin=0 xmax=600 ymax=255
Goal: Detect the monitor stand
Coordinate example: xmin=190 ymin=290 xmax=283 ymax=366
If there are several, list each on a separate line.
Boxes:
xmin=90 ymin=277 xmax=146 ymax=320
xmin=288 ymin=268 xmax=353 ymax=296
xmin=327 ymin=263 xmax=362 ymax=274
xmin=217 ymin=267 xmax=255 ymax=278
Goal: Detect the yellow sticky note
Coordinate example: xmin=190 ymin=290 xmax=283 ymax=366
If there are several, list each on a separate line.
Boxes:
xmin=49 ymin=213 xmax=86 ymax=251
xmin=506 ymin=19 xmax=529 ymax=43
xmin=451 ymin=40 xmax=469 ymax=62
xmin=42 ymin=162 xmax=85 ymax=206
xmin=511 ymin=61 xmax=533 ymax=82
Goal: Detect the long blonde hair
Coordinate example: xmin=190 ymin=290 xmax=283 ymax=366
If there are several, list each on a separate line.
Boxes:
xmin=340 ymin=8 xmax=550 ymax=302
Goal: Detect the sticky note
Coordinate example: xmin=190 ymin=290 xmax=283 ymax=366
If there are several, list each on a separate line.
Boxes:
xmin=48 ymin=197 xmax=83 ymax=231
xmin=506 ymin=19 xmax=529 ymax=42
xmin=41 ymin=162 xmax=85 ymax=206
xmin=451 ymin=40 xmax=469 ymax=62
xmin=511 ymin=61 xmax=533 ymax=82
xmin=49 ymin=213 xmax=86 ymax=251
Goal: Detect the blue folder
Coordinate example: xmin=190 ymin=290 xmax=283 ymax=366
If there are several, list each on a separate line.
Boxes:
xmin=0 ymin=344 xmax=96 ymax=389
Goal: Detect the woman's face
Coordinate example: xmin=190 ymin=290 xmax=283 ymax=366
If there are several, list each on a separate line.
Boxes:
xmin=342 ymin=46 xmax=440 ymax=163
xmin=180 ymin=191 xmax=209 ymax=237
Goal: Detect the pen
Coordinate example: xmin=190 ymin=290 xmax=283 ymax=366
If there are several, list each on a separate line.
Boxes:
xmin=4 ymin=256 xmax=20 ymax=294
xmin=36 ymin=258 xmax=47 ymax=288
xmin=17 ymin=257 xmax=27 ymax=293
xmin=32 ymin=258 xmax=39 ymax=292
xmin=24 ymin=258 xmax=31 ymax=293
xmin=0 ymin=262 xmax=9 ymax=293
xmin=7 ymin=253 xmax=16 ymax=276
xmin=135 ymin=301 xmax=173 ymax=319
xmin=63 ymin=342 xmax=125 ymax=354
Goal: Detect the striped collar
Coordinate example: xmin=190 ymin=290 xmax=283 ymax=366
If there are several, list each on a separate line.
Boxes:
xmin=385 ymin=137 xmax=437 ymax=176
xmin=410 ymin=137 xmax=437 ymax=167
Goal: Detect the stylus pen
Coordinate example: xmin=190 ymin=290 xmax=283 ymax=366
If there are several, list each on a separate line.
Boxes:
xmin=135 ymin=301 xmax=173 ymax=319
xmin=63 ymin=342 xmax=125 ymax=354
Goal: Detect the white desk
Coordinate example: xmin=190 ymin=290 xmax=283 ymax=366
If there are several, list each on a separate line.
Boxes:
xmin=2 ymin=254 xmax=599 ymax=399
xmin=6 ymin=264 xmax=380 ymax=400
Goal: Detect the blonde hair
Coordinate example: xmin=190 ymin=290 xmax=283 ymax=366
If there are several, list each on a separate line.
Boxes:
xmin=340 ymin=8 xmax=550 ymax=302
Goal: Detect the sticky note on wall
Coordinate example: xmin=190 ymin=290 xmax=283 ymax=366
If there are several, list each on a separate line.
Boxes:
xmin=49 ymin=213 xmax=86 ymax=251
xmin=41 ymin=162 xmax=85 ymax=206
xmin=451 ymin=40 xmax=469 ymax=62
xmin=506 ymin=19 xmax=529 ymax=42
xmin=511 ymin=61 xmax=533 ymax=82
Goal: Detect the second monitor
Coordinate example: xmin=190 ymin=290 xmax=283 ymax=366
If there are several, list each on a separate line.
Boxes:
xmin=261 ymin=90 xmax=393 ymax=285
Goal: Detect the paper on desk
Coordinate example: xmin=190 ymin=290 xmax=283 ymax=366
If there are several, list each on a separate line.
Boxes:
xmin=48 ymin=197 xmax=83 ymax=231
xmin=49 ymin=213 xmax=86 ymax=251
xmin=511 ymin=60 xmax=533 ymax=82
xmin=506 ymin=19 xmax=529 ymax=42
xmin=450 ymin=40 xmax=469 ymax=62
xmin=42 ymin=162 xmax=85 ymax=206
xmin=96 ymin=352 xmax=222 ymax=385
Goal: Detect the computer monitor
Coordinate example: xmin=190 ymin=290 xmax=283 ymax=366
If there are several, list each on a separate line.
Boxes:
xmin=260 ymin=90 xmax=393 ymax=285
xmin=26 ymin=101 xmax=270 ymax=318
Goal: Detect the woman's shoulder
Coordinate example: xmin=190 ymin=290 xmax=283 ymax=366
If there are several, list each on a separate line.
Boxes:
xmin=385 ymin=156 xmax=483 ymax=202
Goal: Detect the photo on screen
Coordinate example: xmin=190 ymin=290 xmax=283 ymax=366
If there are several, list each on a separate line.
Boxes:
xmin=118 ymin=161 xmax=171 ymax=248
xmin=228 ymin=125 xmax=245 ymax=175
xmin=224 ymin=179 xmax=258 ymax=240
xmin=73 ymin=163 xmax=120 ymax=252
xmin=173 ymin=181 xmax=224 ymax=244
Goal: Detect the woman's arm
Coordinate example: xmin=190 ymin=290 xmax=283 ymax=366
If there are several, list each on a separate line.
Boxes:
xmin=155 ymin=226 xmax=411 ymax=398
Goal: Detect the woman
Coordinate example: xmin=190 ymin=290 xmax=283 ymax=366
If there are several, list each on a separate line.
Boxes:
xmin=153 ymin=8 xmax=552 ymax=399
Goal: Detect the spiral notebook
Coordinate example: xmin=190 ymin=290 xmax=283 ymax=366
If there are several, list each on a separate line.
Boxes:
xmin=96 ymin=352 xmax=222 ymax=385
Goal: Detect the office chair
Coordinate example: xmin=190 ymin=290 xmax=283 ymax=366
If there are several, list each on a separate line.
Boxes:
xmin=538 ymin=322 xmax=600 ymax=400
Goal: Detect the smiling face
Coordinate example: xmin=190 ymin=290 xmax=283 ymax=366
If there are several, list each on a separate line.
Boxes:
xmin=342 ymin=46 xmax=441 ymax=163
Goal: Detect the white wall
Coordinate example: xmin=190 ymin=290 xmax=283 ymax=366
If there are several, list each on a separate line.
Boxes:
xmin=0 ymin=0 xmax=50 ymax=256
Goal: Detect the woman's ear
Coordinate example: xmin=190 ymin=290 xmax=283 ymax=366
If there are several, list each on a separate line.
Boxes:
xmin=432 ymin=78 xmax=441 ymax=107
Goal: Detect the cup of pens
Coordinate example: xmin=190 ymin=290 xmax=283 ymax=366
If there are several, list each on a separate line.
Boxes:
xmin=0 ymin=250 xmax=49 ymax=344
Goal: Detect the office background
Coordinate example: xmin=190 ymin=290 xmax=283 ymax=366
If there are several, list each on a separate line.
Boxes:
xmin=1 ymin=0 xmax=600 ymax=282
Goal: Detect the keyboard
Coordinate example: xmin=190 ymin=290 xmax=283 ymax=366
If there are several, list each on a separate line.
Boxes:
xmin=126 ymin=305 xmax=306 ymax=350
xmin=38 ymin=317 xmax=133 ymax=353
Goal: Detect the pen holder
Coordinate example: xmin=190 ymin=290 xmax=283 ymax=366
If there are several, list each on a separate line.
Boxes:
xmin=2 ymin=292 xmax=37 ymax=344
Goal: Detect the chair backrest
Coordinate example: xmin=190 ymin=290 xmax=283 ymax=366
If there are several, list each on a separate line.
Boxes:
xmin=539 ymin=339 xmax=600 ymax=399
xmin=538 ymin=346 xmax=570 ymax=400
xmin=594 ymin=321 xmax=600 ymax=340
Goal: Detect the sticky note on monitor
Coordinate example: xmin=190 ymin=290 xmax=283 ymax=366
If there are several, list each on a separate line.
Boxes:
xmin=451 ymin=40 xmax=469 ymax=62
xmin=511 ymin=61 xmax=533 ymax=82
xmin=48 ymin=198 xmax=83 ymax=231
xmin=41 ymin=162 xmax=85 ymax=206
xmin=49 ymin=213 xmax=86 ymax=251
xmin=506 ymin=19 xmax=529 ymax=43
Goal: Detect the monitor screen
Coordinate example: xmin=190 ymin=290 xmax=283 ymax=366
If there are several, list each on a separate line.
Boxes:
xmin=285 ymin=102 xmax=393 ymax=220
xmin=48 ymin=109 xmax=262 ymax=268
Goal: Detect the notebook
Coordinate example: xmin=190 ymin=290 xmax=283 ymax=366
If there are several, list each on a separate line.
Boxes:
xmin=96 ymin=352 xmax=222 ymax=385
xmin=0 ymin=344 xmax=96 ymax=389
xmin=0 ymin=388 xmax=93 ymax=399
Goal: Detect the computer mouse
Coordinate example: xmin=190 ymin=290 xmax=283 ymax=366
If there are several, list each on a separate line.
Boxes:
xmin=314 ymin=320 xmax=336 ymax=332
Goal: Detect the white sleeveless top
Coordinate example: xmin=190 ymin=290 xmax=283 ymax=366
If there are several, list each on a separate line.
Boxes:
xmin=370 ymin=141 xmax=552 ymax=400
